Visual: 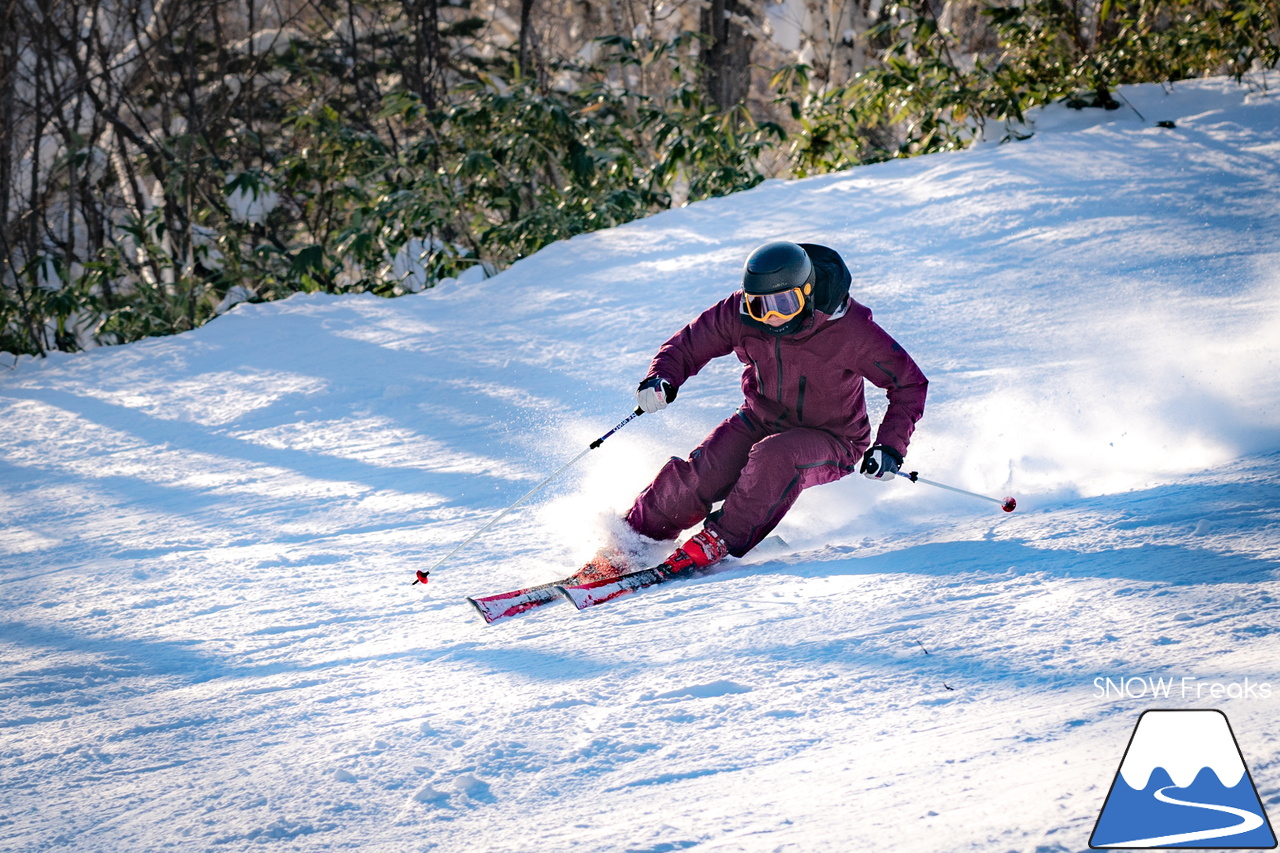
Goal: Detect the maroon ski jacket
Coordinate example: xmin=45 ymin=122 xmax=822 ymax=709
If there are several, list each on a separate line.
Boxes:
xmin=647 ymin=293 xmax=928 ymax=460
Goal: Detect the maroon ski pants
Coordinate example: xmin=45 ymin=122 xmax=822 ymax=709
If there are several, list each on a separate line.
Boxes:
xmin=625 ymin=412 xmax=859 ymax=557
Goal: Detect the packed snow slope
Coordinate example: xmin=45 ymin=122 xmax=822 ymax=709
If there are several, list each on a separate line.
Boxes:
xmin=3 ymin=77 xmax=1280 ymax=853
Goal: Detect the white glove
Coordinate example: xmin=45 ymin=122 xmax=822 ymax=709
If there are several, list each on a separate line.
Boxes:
xmin=636 ymin=376 xmax=676 ymax=413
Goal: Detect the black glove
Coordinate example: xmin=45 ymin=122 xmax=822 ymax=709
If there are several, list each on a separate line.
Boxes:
xmin=860 ymin=445 xmax=903 ymax=480
xmin=636 ymin=376 xmax=677 ymax=413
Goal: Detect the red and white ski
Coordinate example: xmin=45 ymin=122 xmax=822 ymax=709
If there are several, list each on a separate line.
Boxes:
xmin=466 ymin=549 xmax=632 ymax=624
xmin=555 ymin=560 xmax=736 ymax=610
xmin=557 ymin=535 xmax=786 ymax=611
xmin=555 ymin=565 xmax=676 ymax=610
xmin=467 ymin=580 xmax=569 ymax=625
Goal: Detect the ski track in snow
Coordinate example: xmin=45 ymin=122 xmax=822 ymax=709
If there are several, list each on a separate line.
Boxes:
xmin=2 ymin=78 xmax=1280 ymax=852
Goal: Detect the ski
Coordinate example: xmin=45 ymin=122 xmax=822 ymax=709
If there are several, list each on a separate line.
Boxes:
xmin=466 ymin=579 xmax=570 ymax=625
xmin=556 ymin=535 xmax=790 ymax=612
xmin=466 ymin=549 xmax=634 ymax=624
xmin=556 ymin=562 xmax=718 ymax=610
xmin=468 ymin=540 xmax=777 ymax=621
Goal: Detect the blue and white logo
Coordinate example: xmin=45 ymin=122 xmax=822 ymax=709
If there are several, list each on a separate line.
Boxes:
xmin=1091 ymin=710 xmax=1276 ymax=849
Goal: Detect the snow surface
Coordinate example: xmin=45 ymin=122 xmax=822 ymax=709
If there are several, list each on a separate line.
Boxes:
xmin=3 ymin=76 xmax=1280 ymax=852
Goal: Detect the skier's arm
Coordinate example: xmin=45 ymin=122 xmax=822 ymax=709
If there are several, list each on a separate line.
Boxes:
xmin=860 ymin=324 xmax=928 ymax=458
xmin=644 ymin=296 xmax=738 ymax=390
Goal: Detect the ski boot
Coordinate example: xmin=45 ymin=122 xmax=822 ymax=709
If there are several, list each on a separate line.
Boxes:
xmin=657 ymin=528 xmax=728 ymax=579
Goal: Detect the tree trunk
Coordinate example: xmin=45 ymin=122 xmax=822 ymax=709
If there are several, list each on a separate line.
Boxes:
xmin=700 ymin=0 xmax=755 ymax=110
xmin=519 ymin=0 xmax=536 ymax=77
xmin=403 ymin=0 xmax=443 ymax=111
xmin=0 ymin=0 xmax=17 ymax=318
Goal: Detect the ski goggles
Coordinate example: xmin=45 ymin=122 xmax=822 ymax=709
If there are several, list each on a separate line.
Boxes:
xmin=743 ymin=285 xmax=808 ymax=323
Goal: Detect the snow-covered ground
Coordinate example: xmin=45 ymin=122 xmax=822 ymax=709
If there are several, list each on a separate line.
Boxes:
xmin=2 ymin=77 xmax=1279 ymax=852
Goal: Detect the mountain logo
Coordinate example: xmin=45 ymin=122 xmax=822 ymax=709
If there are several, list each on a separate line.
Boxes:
xmin=1090 ymin=710 xmax=1276 ymax=849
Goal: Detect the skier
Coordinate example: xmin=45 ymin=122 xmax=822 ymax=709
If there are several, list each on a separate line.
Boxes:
xmin=579 ymin=240 xmax=929 ymax=582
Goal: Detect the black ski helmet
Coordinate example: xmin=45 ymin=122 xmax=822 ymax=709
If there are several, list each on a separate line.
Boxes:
xmin=743 ymin=241 xmax=815 ymax=295
xmin=741 ymin=241 xmax=816 ymax=336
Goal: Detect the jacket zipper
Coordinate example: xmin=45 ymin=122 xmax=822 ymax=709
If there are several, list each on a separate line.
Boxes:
xmin=774 ymin=338 xmax=784 ymax=404
xmin=761 ymin=339 xmax=804 ymax=423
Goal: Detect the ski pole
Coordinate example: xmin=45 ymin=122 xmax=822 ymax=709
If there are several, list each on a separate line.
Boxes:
xmin=898 ymin=470 xmax=1017 ymax=513
xmin=413 ymin=407 xmax=645 ymax=585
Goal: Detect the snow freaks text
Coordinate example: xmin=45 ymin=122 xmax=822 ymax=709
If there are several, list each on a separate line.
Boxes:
xmin=1093 ymin=676 xmax=1274 ymax=701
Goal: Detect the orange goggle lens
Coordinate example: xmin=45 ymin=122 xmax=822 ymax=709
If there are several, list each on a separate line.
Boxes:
xmin=744 ymin=287 xmax=806 ymax=322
